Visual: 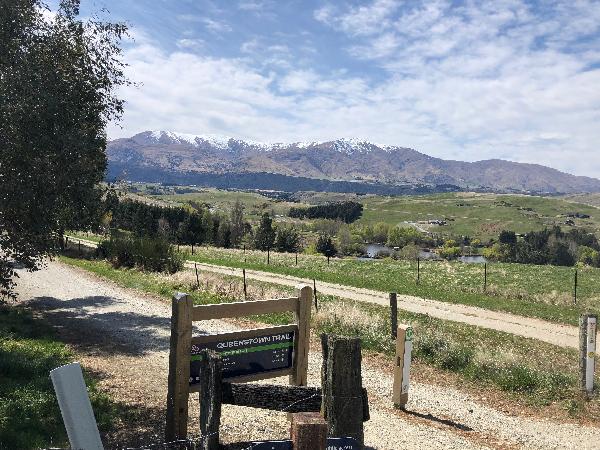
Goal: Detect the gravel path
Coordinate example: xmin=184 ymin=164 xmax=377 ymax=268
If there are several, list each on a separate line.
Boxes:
xmin=14 ymin=260 xmax=600 ymax=449
xmin=187 ymin=261 xmax=578 ymax=349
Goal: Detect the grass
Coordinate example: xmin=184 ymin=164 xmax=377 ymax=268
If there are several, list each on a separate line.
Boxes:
xmin=60 ymin=255 xmax=599 ymax=417
xmin=0 ymin=305 xmax=122 ymax=449
xmin=184 ymin=246 xmax=600 ymax=326
xmin=358 ymin=192 xmax=600 ymax=240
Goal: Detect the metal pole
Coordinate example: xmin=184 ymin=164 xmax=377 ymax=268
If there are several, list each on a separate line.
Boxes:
xmin=243 ymin=268 xmax=247 ymax=301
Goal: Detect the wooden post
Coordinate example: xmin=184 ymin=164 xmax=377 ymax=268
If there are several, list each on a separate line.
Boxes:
xmin=574 ymin=269 xmax=578 ymax=304
xmin=484 ymin=262 xmax=487 ymax=292
xmin=195 ymin=263 xmax=200 ymax=289
xmin=165 ymin=293 xmax=193 ymax=442
xmin=290 ymin=412 xmax=327 ymax=450
xmin=267 ymin=248 xmax=270 ymax=265
xmin=192 ymin=243 xmax=195 ymax=255
xmin=321 ymin=335 xmax=364 ymax=447
xmin=313 ymin=279 xmax=318 ymax=311
xmin=389 ymin=293 xmax=397 ymax=340
xmin=296 ymin=251 xmax=298 ymax=266
xmin=416 ymin=257 xmax=420 ymax=285
xmin=243 ymin=268 xmax=247 ymax=301
xmin=393 ymin=324 xmax=413 ymax=409
xmin=199 ymin=350 xmax=222 ymax=450
xmin=78 ymin=240 xmax=81 ymax=255
xmin=290 ymin=284 xmax=312 ymax=386
xmin=243 ymin=244 xmax=246 ymax=254
xmin=580 ymin=314 xmax=597 ymax=396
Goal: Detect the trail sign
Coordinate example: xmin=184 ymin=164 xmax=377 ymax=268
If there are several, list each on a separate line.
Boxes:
xmin=190 ymin=326 xmax=296 ymax=384
xmin=246 ymin=436 xmax=359 ymax=450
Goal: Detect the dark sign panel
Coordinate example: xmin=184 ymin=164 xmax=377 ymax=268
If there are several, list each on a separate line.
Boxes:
xmin=190 ymin=328 xmax=295 ymax=384
xmin=326 ymin=437 xmax=360 ymax=450
xmin=245 ymin=437 xmax=359 ymax=450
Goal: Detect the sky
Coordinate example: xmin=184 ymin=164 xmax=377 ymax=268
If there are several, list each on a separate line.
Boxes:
xmin=47 ymin=0 xmax=600 ymax=177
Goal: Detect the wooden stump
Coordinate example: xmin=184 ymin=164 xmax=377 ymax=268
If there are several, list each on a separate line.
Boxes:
xmin=199 ymin=350 xmax=222 ymax=450
xmin=290 ymin=412 xmax=327 ymax=450
xmin=321 ymin=335 xmax=365 ymax=447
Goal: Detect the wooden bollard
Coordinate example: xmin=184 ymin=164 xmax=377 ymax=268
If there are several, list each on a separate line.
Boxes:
xmin=389 ymin=293 xmax=397 ymax=340
xmin=199 ymin=350 xmax=222 ymax=450
xmin=580 ymin=313 xmax=597 ymax=396
xmin=321 ymin=335 xmax=365 ymax=447
xmin=393 ymin=324 xmax=414 ymax=408
xmin=290 ymin=412 xmax=327 ymax=450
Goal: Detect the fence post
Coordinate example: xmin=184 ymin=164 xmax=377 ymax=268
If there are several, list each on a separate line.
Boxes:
xmin=192 ymin=243 xmax=195 ymax=255
xmin=165 ymin=292 xmax=193 ymax=441
xmin=416 ymin=257 xmax=420 ymax=285
xmin=243 ymin=268 xmax=247 ymax=301
xmin=199 ymin=350 xmax=222 ymax=450
xmin=50 ymin=363 xmax=103 ymax=450
xmin=78 ymin=240 xmax=81 ymax=255
xmin=574 ymin=269 xmax=578 ymax=304
xmin=321 ymin=335 xmax=365 ymax=447
xmin=313 ymin=278 xmax=318 ymax=311
xmin=580 ymin=313 xmax=597 ymax=396
xmin=393 ymin=324 xmax=413 ymax=409
xmin=389 ymin=293 xmax=397 ymax=340
xmin=291 ymin=412 xmax=327 ymax=450
xmin=484 ymin=262 xmax=487 ymax=292
xmin=195 ymin=263 xmax=200 ymax=289
xmin=296 ymin=251 xmax=298 ymax=266
xmin=290 ymin=284 xmax=312 ymax=386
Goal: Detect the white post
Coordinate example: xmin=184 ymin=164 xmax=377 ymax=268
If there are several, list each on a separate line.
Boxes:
xmin=393 ymin=324 xmax=413 ymax=408
xmin=50 ymin=362 xmax=103 ymax=450
xmin=586 ymin=317 xmax=597 ymax=393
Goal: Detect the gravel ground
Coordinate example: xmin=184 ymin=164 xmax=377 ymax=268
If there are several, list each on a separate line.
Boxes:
xmin=14 ymin=260 xmax=600 ymax=449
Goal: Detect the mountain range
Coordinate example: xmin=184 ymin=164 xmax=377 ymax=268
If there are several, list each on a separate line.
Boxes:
xmin=106 ymin=131 xmax=600 ymax=195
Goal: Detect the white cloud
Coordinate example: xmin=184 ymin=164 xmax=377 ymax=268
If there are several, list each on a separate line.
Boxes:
xmin=202 ymin=18 xmax=232 ymax=33
xmin=176 ymin=38 xmax=205 ymax=51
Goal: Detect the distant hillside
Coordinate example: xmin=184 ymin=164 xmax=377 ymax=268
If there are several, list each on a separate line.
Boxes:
xmin=106 ymin=131 xmax=600 ymax=194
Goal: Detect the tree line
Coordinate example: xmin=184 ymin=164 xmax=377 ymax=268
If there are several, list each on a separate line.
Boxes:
xmin=484 ymin=227 xmax=600 ymax=267
xmin=288 ymin=201 xmax=363 ymax=223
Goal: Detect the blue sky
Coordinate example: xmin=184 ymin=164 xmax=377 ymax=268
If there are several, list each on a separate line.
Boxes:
xmin=48 ymin=0 xmax=600 ymax=177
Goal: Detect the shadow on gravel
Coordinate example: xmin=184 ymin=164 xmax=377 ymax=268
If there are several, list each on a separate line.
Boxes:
xmin=401 ymin=409 xmax=473 ymax=432
xmin=24 ymin=295 xmax=171 ymax=356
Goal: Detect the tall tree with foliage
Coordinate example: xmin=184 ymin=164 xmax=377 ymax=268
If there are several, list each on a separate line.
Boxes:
xmin=0 ymin=0 xmax=129 ymax=297
xmin=254 ymin=213 xmax=276 ymax=250
xmin=316 ymin=234 xmax=337 ymax=263
xmin=275 ymin=226 xmax=300 ymax=253
xmin=229 ymin=200 xmax=245 ymax=248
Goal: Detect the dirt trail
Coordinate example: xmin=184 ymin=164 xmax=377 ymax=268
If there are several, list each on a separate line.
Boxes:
xmin=187 ymin=261 xmax=578 ymax=349
xmin=14 ymin=260 xmax=600 ymax=449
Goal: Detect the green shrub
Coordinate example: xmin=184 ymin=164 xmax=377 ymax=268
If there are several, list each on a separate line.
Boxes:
xmin=100 ymin=235 xmax=183 ymax=273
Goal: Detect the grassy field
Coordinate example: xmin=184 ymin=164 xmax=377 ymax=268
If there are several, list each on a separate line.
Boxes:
xmin=61 ymin=256 xmax=598 ymax=417
xmin=131 ymin=185 xmax=600 ymax=240
xmin=357 ymin=192 xmax=600 ymax=240
xmin=0 ymin=305 xmax=121 ymax=449
xmin=184 ymin=246 xmax=600 ymax=326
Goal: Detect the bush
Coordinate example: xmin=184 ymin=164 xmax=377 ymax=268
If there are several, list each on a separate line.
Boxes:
xmin=100 ymin=235 xmax=183 ymax=273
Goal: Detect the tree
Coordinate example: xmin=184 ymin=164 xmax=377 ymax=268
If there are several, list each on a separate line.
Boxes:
xmin=254 ymin=213 xmax=276 ymax=250
xmin=216 ymin=221 xmax=232 ymax=248
xmin=499 ymin=230 xmax=517 ymax=245
xmin=230 ymin=200 xmax=245 ymax=248
xmin=386 ymin=226 xmax=422 ymax=248
xmin=316 ymin=234 xmax=337 ymax=263
xmin=0 ymin=0 xmax=128 ymax=297
xmin=274 ymin=226 xmax=300 ymax=253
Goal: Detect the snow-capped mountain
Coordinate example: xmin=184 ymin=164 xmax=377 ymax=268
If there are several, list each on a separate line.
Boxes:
xmin=106 ymin=130 xmax=600 ymax=194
